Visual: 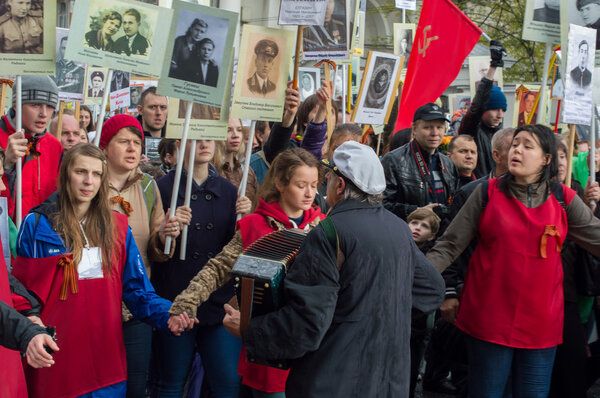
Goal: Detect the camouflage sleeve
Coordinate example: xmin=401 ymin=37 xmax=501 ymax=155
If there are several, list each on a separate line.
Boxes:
xmin=169 ymin=231 xmax=244 ymax=316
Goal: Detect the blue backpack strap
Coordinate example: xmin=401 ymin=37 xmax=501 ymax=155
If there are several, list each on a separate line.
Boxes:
xmin=139 ymin=173 xmax=157 ymax=220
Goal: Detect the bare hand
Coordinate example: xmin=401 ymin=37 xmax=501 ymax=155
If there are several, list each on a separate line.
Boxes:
xmin=26 ymin=334 xmax=59 ymax=368
xmin=160 ymin=210 xmax=181 ymax=243
xmin=419 ymin=203 xmax=441 ymax=212
xmin=440 ymin=298 xmax=459 ymax=324
xmin=223 ymin=303 xmax=241 ymax=339
xmin=27 ymin=315 xmax=45 ymax=327
xmin=174 ymin=206 xmax=192 ymax=226
xmin=168 ymin=311 xmax=198 ymax=336
xmin=585 ymin=181 xmax=600 ymax=211
xmin=236 ymin=196 xmax=252 ymax=217
xmin=283 ymin=81 xmax=301 ymax=127
xmin=313 ymin=80 xmax=333 ymax=124
xmin=5 ymin=130 xmax=28 ymax=169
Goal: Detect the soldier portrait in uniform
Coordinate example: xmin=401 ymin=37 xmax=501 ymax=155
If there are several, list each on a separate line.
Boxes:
xmin=168 ymin=9 xmax=227 ymax=86
xmin=0 ymin=0 xmax=44 ymax=54
xmin=303 ymin=0 xmax=348 ymax=57
xmin=54 ymin=30 xmax=86 ymax=99
xmin=246 ymin=39 xmax=279 ymax=98
xmin=517 ymin=91 xmax=538 ymax=127
xmin=87 ymin=70 xmax=105 ymax=98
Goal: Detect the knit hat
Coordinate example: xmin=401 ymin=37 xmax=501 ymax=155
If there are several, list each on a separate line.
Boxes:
xmin=99 ymin=114 xmax=144 ymax=149
xmin=484 ymin=86 xmax=507 ymax=111
xmin=13 ymin=76 xmax=59 ymax=109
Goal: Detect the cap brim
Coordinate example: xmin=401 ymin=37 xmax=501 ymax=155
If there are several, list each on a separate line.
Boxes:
xmin=320 ymin=158 xmax=336 ymax=169
xmin=420 ymin=115 xmax=451 ymax=122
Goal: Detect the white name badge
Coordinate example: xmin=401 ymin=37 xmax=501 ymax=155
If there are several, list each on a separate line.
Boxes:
xmin=78 ymin=247 xmax=104 ymax=279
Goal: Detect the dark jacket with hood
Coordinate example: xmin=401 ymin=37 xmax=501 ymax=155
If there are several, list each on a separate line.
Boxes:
xmin=243 ymin=199 xmax=445 ymax=397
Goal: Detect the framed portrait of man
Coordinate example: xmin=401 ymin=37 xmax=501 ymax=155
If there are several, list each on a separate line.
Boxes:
xmin=303 ymin=0 xmax=349 ymax=60
xmin=393 ymin=23 xmax=415 ymax=76
xmin=0 ymin=0 xmax=55 ymax=74
xmin=561 ymin=0 xmax=600 ymax=67
xmin=66 ymin=0 xmax=172 ymax=77
xmin=84 ymin=66 xmax=109 ymax=105
xmin=352 ymin=51 xmax=403 ymax=125
xmin=158 ymin=0 xmax=238 ymax=109
xmin=512 ymin=86 xmax=540 ymax=127
xmin=230 ymin=24 xmax=295 ymax=121
xmin=53 ymin=28 xmax=87 ymax=102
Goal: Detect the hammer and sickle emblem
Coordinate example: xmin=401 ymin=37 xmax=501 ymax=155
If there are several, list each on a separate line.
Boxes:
xmin=418 ymin=25 xmax=439 ymax=58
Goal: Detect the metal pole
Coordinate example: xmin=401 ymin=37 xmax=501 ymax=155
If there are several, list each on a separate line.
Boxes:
xmin=15 ymin=76 xmax=21 ymax=228
xmin=164 ymin=101 xmax=193 ymax=255
xmin=236 ymin=120 xmax=256 ymax=222
xmin=179 ymin=139 xmax=197 ymax=260
xmin=539 ymin=42 xmax=552 ymax=124
xmin=590 ymin=107 xmax=597 ymax=206
xmin=92 ymin=69 xmax=113 ymax=147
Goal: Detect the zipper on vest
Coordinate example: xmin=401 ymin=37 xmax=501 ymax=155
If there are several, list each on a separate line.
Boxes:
xmin=527 ymin=184 xmax=532 ymax=207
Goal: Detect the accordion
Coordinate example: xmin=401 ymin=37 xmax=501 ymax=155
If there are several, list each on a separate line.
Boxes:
xmin=231 ymin=228 xmax=308 ymax=369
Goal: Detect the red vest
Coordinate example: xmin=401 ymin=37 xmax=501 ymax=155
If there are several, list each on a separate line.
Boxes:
xmin=0 ymin=115 xmax=63 ymax=220
xmin=11 ymin=215 xmax=129 ymax=398
xmin=0 ymin=239 xmax=28 ymax=398
xmin=456 ymin=179 xmax=575 ymax=349
xmin=236 ymin=200 xmax=324 ymax=393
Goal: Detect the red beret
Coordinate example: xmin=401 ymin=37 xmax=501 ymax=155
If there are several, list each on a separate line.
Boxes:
xmin=99 ymin=114 xmax=144 ymax=149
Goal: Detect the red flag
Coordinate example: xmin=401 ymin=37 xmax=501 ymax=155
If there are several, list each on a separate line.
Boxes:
xmin=395 ymin=0 xmax=482 ymax=131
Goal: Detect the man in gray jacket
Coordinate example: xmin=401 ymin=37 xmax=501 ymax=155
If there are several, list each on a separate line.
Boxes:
xmin=224 ymin=141 xmax=445 ymax=397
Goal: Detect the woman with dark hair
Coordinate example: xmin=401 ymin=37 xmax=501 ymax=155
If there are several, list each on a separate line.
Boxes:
xmin=11 ymin=143 xmax=193 ymax=398
xmin=426 ymin=124 xmax=600 ymax=397
xmin=85 ymin=11 xmax=122 ymax=52
xmin=170 ymin=147 xmax=325 ymax=398
xmin=79 ymin=105 xmax=95 ymax=133
xmin=169 ymin=18 xmax=208 ymax=81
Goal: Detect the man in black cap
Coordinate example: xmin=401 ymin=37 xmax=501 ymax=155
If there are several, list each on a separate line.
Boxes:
xmin=381 ymin=102 xmax=459 ymax=397
xmin=247 ymin=39 xmax=278 ymax=96
xmin=578 ymin=0 xmax=600 ymax=49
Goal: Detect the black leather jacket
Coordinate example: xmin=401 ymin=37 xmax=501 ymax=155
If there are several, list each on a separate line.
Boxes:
xmin=381 ymin=141 xmax=460 ymax=221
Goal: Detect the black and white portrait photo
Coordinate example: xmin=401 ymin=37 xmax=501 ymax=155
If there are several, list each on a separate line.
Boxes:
xmin=130 ymin=84 xmax=143 ymax=108
xmin=395 ymin=27 xmax=413 ymax=66
xmin=303 ymin=0 xmax=348 ymax=58
xmin=570 ymin=39 xmax=593 ymax=89
xmin=299 ymin=67 xmax=320 ymax=101
xmin=364 ymin=56 xmax=395 ymax=109
xmin=532 ymin=0 xmax=560 ymax=24
xmin=54 ymin=29 xmax=86 ymax=99
xmin=0 ymin=0 xmax=44 ymax=54
xmin=110 ymin=70 xmax=130 ymax=92
xmin=82 ymin=0 xmax=156 ymax=57
xmin=168 ymin=9 xmax=228 ymax=87
xmin=244 ymin=37 xmax=280 ymax=98
xmin=563 ymin=23 xmax=595 ymax=125
xmin=87 ymin=69 xmax=105 ymax=97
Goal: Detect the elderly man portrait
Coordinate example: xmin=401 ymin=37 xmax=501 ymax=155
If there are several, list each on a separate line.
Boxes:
xmin=0 ymin=0 xmax=43 ymax=54
xmin=247 ymin=39 xmax=278 ymax=96
xmin=114 ymin=8 xmax=150 ymax=56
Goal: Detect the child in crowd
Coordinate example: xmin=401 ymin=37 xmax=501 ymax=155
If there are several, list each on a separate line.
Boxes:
xmin=407 ymin=207 xmax=440 ymax=250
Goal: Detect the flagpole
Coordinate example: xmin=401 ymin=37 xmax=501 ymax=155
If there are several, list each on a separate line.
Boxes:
xmin=179 ymin=139 xmax=197 ymax=260
xmin=236 ymin=120 xmax=256 ymax=222
xmin=590 ymin=106 xmax=597 ymax=207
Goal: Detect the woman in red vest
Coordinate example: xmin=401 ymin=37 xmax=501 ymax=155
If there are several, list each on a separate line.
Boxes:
xmin=11 ymin=143 xmax=193 ymax=398
xmin=169 ymin=147 xmax=325 ymax=397
xmin=426 ymin=124 xmax=600 ymax=397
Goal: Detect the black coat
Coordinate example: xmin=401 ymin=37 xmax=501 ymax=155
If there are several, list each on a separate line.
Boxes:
xmin=113 ymin=34 xmax=149 ymax=56
xmin=381 ymin=141 xmax=460 ymax=221
xmin=244 ymin=199 xmax=445 ymax=398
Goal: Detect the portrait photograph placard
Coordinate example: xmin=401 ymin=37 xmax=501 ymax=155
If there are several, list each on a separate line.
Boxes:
xmin=561 ymin=0 xmax=600 ymax=66
xmin=279 ymin=0 xmax=328 ymax=26
xmin=452 ymin=94 xmax=471 ymax=115
xmin=129 ymin=83 xmax=144 ymax=110
xmin=395 ymin=0 xmax=416 ymax=11
xmin=157 ymin=0 xmax=238 ymax=108
xmin=299 ymin=67 xmax=321 ymax=101
xmin=84 ymin=66 xmax=109 ymax=105
xmin=563 ymin=24 xmax=596 ymax=126
xmin=66 ymin=0 xmax=172 ymax=77
xmin=231 ymin=24 xmax=295 ymax=121
xmin=303 ymin=0 xmax=349 ymax=60
xmin=522 ymin=0 xmax=560 ymax=44
xmin=352 ymin=51 xmax=402 ymax=125
xmin=393 ymin=23 xmax=415 ymax=76
xmin=350 ymin=0 xmax=366 ymax=56
xmin=512 ymin=85 xmax=541 ymax=127
xmin=468 ymin=55 xmax=503 ymax=96
xmin=0 ymin=0 xmax=56 ymax=75
xmin=53 ymin=28 xmax=87 ymax=102
xmin=109 ymin=70 xmax=131 ymax=110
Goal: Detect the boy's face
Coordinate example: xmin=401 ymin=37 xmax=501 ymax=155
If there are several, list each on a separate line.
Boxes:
xmin=408 ymin=219 xmax=435 ymax=244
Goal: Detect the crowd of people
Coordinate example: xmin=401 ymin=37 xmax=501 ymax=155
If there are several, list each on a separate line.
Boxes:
xmin=1 ymin=42 xmax=600 ymax=398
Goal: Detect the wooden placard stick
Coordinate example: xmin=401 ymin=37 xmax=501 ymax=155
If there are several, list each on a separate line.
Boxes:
xmin=74 ymin=101 xmax=80 ymax=123
xmin=319 ymin=60 xmax=336 ymax=140
xmin=0 ymin=79 xmax=12 ymax=114
xmin=292 ymin=26 xmax=304 ymax=91
xmin=566 ymin=124 xmax=576 ymax=187
xmin=56 ymin=101 xmax=65 ymax=141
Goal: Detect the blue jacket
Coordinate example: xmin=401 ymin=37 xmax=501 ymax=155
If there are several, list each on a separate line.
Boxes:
xmin=153 ymin=166 xmax=237 ymax=326
xmin=16 ymin=199 xmax=172 ymax=331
